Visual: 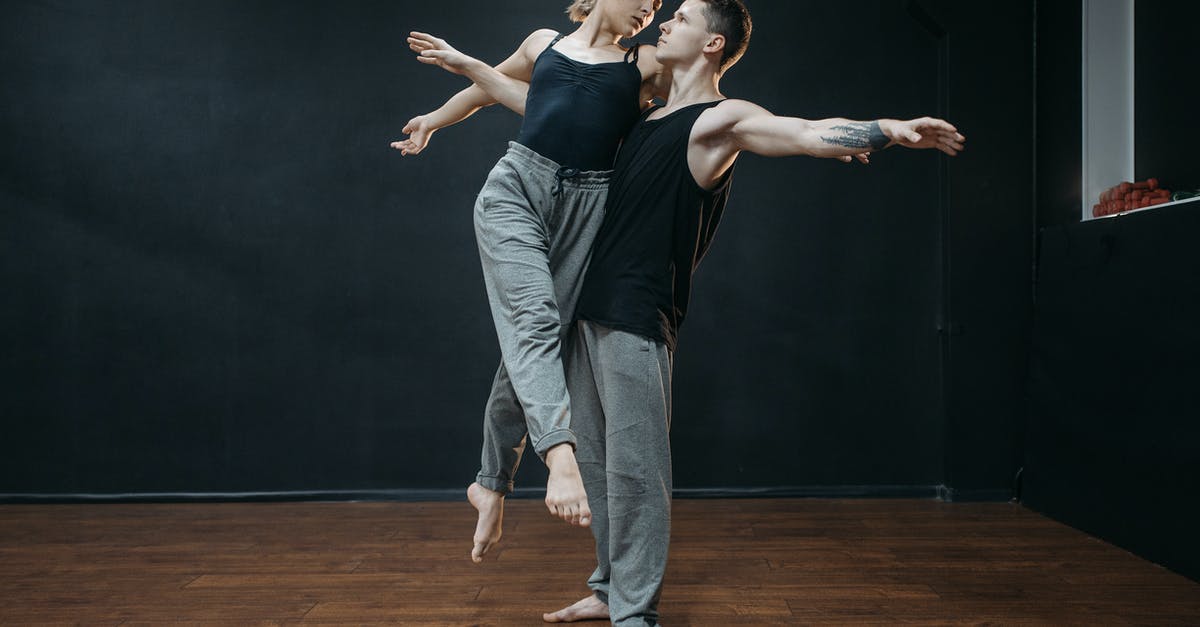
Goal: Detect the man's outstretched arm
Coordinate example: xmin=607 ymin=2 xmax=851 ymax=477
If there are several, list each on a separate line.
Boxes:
xmin=714 ymin=100 xmax=965 ymax=160
xmin=392 ymin=30 xmax=549 ymax=156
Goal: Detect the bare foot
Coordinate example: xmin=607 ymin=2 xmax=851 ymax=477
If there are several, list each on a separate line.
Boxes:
xmin=543 ymin=594 xmax=609 ymax=623
xmin=467 ymin=482 xmax=504 ymax=563
xmin=544 ymin=444 xmax=592 ymax=527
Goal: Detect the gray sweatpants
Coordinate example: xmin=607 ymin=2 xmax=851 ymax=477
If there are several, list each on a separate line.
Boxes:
xmin=473 ymin=142 xmax=610 ymax=493
xmin=567 ymin=320 xmax=674 ymax=627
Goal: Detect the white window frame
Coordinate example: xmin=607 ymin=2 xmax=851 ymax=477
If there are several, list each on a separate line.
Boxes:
xmin=1082 ymin=0 xmax=1135 ymax=221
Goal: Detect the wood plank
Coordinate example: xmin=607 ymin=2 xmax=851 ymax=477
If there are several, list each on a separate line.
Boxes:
xmin=0 ymin=499 xmax=1196 ymax=624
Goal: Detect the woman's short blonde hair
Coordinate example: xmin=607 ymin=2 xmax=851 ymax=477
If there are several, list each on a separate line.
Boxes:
xmin=566 ymin=0 xmax=597 ymax=23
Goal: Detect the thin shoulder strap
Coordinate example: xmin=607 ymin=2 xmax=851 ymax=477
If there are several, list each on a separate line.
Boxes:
xmin=546 ymin=32 xmax=565 ymax=51
xmin=624 ymin=44 xmax=641 ymax=64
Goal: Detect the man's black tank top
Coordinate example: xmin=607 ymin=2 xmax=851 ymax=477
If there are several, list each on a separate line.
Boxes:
xmin=575 ymin=101 xmax=737 ymax=351
xmin=516 ymin=34 xmax=644 ymax=171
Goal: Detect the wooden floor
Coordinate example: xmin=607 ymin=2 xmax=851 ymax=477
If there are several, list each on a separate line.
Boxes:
xmin=1 ymin=498 xmax=1197 ymax=625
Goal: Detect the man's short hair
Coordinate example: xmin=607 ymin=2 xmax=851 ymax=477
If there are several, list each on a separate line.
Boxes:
xmin=697 ymin=0 xmax=752 ymax=72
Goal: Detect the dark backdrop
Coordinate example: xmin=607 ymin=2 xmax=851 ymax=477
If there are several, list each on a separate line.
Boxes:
xmin=1027 ymin=203 xmax=1200 ymax=582
xmin=1025 ymin=0 xmax=1200 ymax=582
xmin=1 ymin=1 xmax=1033 ymax=499
xmin=1134 ymin=1 xmax=1200 ymax=192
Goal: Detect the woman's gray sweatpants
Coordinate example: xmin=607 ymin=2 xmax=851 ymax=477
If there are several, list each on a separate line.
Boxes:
xmin=567 ymin=320 xmax=674 ymax=627
xmin=473 ymin=142 xmax=610 ymax=493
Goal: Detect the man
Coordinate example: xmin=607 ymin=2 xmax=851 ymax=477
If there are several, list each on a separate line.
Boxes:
xmin=414 ymin=1 xmax=964 ymax=623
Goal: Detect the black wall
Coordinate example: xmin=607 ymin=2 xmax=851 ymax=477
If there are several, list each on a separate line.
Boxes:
xmin=1134 ymin=1 xmax=1200 ymax=193
xmin=2 ymin=1 xmax=1034 ymax=499
xmin=1035 ymin=0 xmax=1082 ymax=231
xmin=1026 ymin=204 xmax=1200 ymax=582
xmin=1023 ymin=0 xmax=1200 ymax=582
xmin=924 ymin=0 xmax=1035 ymax=500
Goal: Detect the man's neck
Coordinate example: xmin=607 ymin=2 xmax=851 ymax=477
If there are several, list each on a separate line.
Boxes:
xmin=663 ymin=59 xmax=723 ymax=110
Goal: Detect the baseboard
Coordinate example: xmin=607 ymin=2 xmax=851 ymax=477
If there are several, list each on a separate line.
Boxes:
xmin=0 ymin=489 xmax=464 ymax=504
xmin=0 ymin=484 xmax=985 ymax=504
xmin=937 ymin=485 xmax=1016 ymax=503
xmin=672 ymin=485 xmax=943 ymax=499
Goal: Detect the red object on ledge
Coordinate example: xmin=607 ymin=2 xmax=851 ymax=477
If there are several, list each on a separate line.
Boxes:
xmin=1092 ymin=178 xmax=1173 ymax=217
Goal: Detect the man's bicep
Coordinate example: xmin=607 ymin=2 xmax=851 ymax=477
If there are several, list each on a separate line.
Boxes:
xmin=729 ymin=107 xmax=813 ymax=156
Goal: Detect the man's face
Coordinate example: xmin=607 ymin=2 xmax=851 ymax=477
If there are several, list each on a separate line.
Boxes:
xmin=604 ymin=0 xmax=662 ymax=39
xmin=655 ymin=0 xmax=714 ymax=66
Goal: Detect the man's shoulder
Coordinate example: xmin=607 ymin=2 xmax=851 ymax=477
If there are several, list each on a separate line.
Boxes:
xmin=705 ymin=98 xmax=766 ymax=119
xmin=693 ymin=99 xmax=763 ymax=137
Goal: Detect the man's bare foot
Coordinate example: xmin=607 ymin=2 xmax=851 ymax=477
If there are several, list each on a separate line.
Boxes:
xmin=543 ymin=594 xmax=609 ymax=623
xmin=544 ymin=444 xmax=591 ymax=527
xmin=467 ymin=482 xmax=504 ymax=563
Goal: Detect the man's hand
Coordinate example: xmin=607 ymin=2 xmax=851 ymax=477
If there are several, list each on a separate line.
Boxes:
xmin=391 ymin=114 xmax=435 ymax=156
xmin=881 ymin=117 xmax=965 ymax=156
xmin=408 ymin=32 xmax=474 ymax=76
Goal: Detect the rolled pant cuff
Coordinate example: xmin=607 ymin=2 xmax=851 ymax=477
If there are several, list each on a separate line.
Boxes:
xmin=532 ymin=428 xmax=577 ymax=460
xmin=475 ymin=473 xmax=514 ymax=496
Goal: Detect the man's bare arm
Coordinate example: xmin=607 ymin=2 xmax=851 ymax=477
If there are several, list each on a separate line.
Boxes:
xmin=688 ymin=100 xmax=964 ymax=189
xmin=715 ymin=100 xmax=965 ymax=159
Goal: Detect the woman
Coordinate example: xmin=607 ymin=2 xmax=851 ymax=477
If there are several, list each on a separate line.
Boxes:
xmin=391 ymin=0 xmax=665 ymax=563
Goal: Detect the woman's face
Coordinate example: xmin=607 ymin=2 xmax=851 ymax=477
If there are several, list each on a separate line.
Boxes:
xmin=600 ymin=0 xmax=663 ymax=38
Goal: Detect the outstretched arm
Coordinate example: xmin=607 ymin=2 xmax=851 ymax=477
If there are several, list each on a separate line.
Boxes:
xmin=712 ymin=100 xmax=965 ymax=160
xmin=408 ymin=32 xmax=532 ymax=114
xmin=688 ymin=100 xmax=965 ymax=189
xmin=392 ymin=29 xmax=551 ymax=156
xmin=394 ymin=85 xmax=496 ymax=156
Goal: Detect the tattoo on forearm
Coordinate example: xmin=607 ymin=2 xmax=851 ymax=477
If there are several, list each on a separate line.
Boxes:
xmin=820 ymin=121 xmax=890 ymax=151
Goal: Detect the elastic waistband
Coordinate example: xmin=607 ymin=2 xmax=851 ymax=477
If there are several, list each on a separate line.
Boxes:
xmin=504 ymin=142 xmax=612 ymax=188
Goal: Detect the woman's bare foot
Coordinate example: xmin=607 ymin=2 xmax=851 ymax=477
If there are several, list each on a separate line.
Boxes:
xmin=467 ymin=482 xmax=504 ymax=563
xmin=543 ymin=594 xmax=609 ymax=623
xmin=544 ymin=444 xmax=592 ymax=527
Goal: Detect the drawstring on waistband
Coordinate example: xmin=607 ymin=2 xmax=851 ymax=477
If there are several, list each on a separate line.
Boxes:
xmin=552 ymin=166 xmax=581 ymax=196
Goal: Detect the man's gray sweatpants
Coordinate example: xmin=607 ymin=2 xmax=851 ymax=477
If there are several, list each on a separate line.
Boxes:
xmin=473 ymin=142 xmax=610 ymax=493
xmin=567 ymin=320 xmax=674 ymax=627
